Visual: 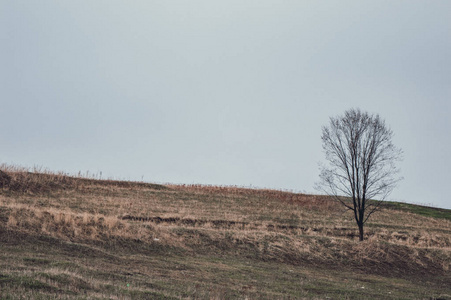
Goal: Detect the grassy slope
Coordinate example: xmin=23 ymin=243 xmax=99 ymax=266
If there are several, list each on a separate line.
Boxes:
xmin=0 ymin=167 xmax=450 ymax=299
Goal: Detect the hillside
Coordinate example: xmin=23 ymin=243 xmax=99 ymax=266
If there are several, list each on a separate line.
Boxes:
xmin=0 ymin=166 xmax=450 ymax=299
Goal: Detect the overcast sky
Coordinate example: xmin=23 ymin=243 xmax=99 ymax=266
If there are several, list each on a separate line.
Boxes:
xmin=1 ymin=1 xmax=450 ymax=209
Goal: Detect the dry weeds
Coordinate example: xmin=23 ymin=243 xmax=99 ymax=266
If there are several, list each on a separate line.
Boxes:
xmin=1 ymin=164 xmax=450 ymax=299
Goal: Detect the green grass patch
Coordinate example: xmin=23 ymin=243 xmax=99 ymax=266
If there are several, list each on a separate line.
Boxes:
xmin=23 ymin=258 xmax=52 ymax=266
xmin=384 ymin=201 xmax=451 ymax=221
xmin=122 ymin=289 xmax=178 ymax=300
xmin=0 ymin=274 xmax=60 ymax=293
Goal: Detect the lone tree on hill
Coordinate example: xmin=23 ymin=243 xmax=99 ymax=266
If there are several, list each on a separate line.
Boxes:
xmin=317 ymin=108 xmax=402 ymax=241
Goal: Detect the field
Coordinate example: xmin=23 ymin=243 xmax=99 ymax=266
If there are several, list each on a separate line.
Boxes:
xmin=0 ymin=165 xmax=450 ymax=299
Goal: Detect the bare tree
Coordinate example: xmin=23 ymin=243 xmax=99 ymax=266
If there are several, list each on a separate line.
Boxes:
xmin=317 ymin=108 xmax=402 ymax=241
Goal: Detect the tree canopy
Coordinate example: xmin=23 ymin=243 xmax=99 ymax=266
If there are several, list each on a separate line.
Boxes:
xmin=317 ymin=108 xmax=403 ymax=241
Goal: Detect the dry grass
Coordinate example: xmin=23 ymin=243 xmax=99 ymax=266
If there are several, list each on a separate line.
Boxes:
xmin=1 ymin=164 xmax=450 ymax=299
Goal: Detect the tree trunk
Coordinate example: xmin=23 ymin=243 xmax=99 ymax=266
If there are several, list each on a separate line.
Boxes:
xmin=358 ymin=223 xmax=364 ymax=241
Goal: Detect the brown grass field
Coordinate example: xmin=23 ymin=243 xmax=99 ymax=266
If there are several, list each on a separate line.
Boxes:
xmin=0 ymin=165 xmax=450 ymax=299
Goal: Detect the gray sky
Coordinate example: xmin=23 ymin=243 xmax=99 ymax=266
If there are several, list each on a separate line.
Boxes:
xmin=2 ymin=1 xmax=451 ymax=209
